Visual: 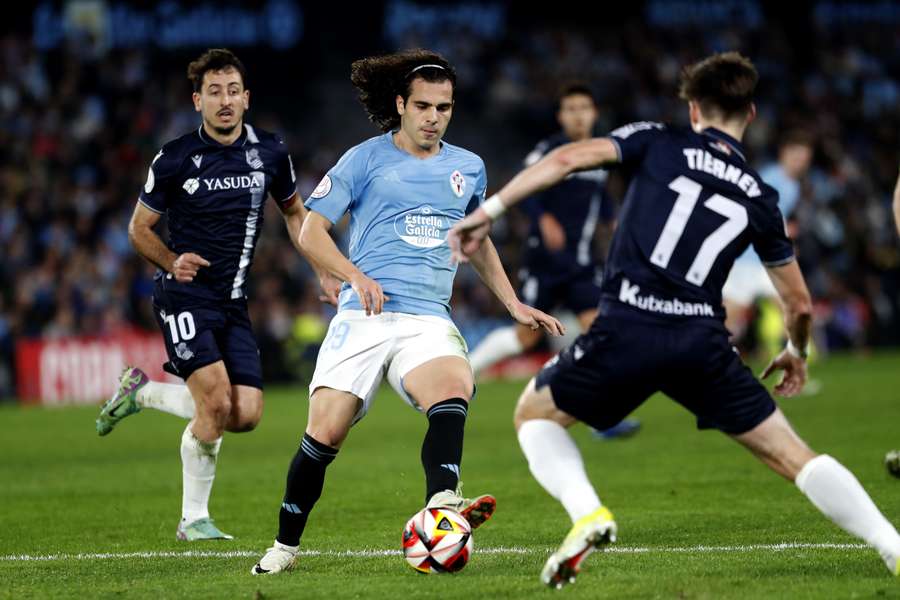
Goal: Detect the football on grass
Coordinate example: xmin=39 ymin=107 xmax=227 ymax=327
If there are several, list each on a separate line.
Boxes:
xmin=402 ymin=507 xmax=473 ymax=573
xmin=885 ymin=450 xmax=900 ymax=478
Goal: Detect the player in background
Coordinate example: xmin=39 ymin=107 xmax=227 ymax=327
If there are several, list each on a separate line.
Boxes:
xmin=251 ymin=49 xmax=563 ymax=575
xmin=95 ymin=49 xmax=340 ymax=541
xmin=722 ymin=132 xmax=813 ymax=349
xmin=467 ymin=83 xmax=638 ymax=439
xmin=450 ymin=52 xmax=900 ymax=587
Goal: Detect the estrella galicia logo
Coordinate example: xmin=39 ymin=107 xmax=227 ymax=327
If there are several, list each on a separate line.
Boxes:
xmin=245 ymin=148 xmax=264 ymax=169
xmin=393 ymin=205 xmax=450 ymax=248
xmin=183 ymin=178 xmax=200 ymax=195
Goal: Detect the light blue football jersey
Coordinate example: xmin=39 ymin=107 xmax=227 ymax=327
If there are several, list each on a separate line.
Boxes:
xmin=305 ymin=132 xmax=487 ymax=320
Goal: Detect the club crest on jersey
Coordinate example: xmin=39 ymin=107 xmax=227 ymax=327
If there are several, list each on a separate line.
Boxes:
xmin=191 ymin=154 xmax=203 ymax=168
xmin=310 ymin=175 xmax=332 ymax=199
xmin=449 ymin=170 xmax=466 ymax=198
xmin=183 ymin=178 xmax=200 ymax=195
xmin=245 ymin=148 xmax=264 ymax=169
xmin=394 ymin=205 xmax=450 ymax=248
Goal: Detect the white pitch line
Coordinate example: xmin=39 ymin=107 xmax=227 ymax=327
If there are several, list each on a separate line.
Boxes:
xmin=0 ymin=543 xmax=869 ymax=562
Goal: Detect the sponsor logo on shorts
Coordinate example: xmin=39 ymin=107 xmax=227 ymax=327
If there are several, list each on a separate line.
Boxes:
xmin=618 ymin=277 xmax=715 ymax=317
xmin=394 ymin=205 xmax=450 ymax=248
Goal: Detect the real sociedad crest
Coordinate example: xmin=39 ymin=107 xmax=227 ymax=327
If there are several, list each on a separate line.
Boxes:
xmin=449 ymin=170 xmax=466 ymax=198
xmin=246 ymin=148 xmax=264 ymax=169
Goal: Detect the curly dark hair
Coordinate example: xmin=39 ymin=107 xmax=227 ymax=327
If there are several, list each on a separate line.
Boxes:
xmin=187 ymin=48 xmax=248 ymax=93
xmin=678 ymin=52 xmax=758 ymax=120
xmin=350 ymin=49 xmax=456 ymax=132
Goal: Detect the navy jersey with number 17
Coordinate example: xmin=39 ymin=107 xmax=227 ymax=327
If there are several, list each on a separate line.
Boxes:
xmin=601 ymin=122 xmax=794 ymax=324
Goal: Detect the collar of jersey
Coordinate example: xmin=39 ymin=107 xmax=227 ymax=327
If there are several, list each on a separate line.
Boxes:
xmin=197 ymin=124 xmax=249 ymax=147
xmin=384 ymin=131 xmax=446 ymax=160
xmin=701 ymin=127 xmax=746 ymax=163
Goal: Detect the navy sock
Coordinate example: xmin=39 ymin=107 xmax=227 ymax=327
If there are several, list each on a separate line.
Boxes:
xmin=421 ymin=398 xmax=468 ymax=503
xmin=277 ymin=433 xmax=338 ymax=547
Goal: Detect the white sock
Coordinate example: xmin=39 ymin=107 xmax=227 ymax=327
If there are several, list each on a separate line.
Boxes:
xmin=796 ymin=454 xmax=900 ymax=569
xmin=138 ymin=382 xmax=194 ymax=419
xmin=469 ymin=326 xmax=524 ymax=375
xmin=181 ymin=424 xmax=221 ymax=523
xmin=517 ymin=419 xmax=602 ymax=523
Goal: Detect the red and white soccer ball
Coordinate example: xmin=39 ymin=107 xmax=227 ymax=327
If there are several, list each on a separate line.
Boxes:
xmin=402 ymin=507 xmax=473 ymax=574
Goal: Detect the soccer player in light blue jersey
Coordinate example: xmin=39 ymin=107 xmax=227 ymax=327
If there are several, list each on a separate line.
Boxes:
xmin=252 ymin=49 xmax=564 ymax=575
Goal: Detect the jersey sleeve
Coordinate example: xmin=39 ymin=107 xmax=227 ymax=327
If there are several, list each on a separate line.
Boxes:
xmin=304 ymin=146 xmax=364 ymax=224
xmin=465 ymin=160 xmax=488 ymax=215
xmin=138 ymin=148 xmax=179 ymax=213
xmin=607 ymin=121 xmax=666 ymax=166
xmin=750 ymin=192 xmax=795 ymax=267
xmin=270 ymin=136 xmax=298 ymax=210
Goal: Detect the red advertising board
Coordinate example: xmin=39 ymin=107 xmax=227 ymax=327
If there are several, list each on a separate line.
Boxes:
xmin=15 ymin=329 xmax=177 ymax=405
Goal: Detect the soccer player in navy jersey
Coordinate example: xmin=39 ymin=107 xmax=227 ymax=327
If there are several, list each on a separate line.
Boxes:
xmin=451 ymin=52 xmax=900 ymax=587
xmin=251 ymin=49 xmax=563 ymax=575
xmin=467 ymin=83 xmax=639 ymax=439
xmin=95 ymin=49 xmax=339 ymax=541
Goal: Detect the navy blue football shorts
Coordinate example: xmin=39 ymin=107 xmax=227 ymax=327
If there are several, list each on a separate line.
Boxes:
xmin=535 ymin=305 xmax=775 ymax=435
xmin=152 ymin=280 xmax=263 ymax=389
xmin=519 ymin=265 xmax=602 ymax=315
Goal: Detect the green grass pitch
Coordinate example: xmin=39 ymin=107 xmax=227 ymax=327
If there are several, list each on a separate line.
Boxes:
xmin=2 ymin=352 xmax=900 ymax=599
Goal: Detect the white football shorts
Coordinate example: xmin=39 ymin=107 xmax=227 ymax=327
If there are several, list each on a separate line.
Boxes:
xmin=722 ymin=260 xmax=777 ymax=306
xmin=308 ymin=310 xmax=470 ymax=423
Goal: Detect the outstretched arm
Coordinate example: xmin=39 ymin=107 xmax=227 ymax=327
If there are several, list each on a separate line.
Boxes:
xmin=299 ymin=211 xmax=386 ymax=315
xmin=893 ymin=167 xmax=900 ymax=237
xmin=281 ymin=195 xmax=341 ymax=305
xmin=449 ymin=138 xmax=619 ymax=261
xmin=466 ymin=236 xmax=565 ymax=336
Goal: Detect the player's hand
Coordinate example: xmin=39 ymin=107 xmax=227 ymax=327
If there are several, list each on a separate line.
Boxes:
xmin=448 ymin=208 xmax=492 ymax=263
xmin=349 ymin=272 xmax=388 ymax=316
xmin=318 ymin=273 xmax=342 ymax=306
xmin=172 ymin=253 xmax=210 ymax=283
xmin=508 ymin=301 xmax=566 ymax=336
xmin=760 ymin=350 xmax=807 ymax=397
xmin=539 ymin=213 xmax=566 ymax=252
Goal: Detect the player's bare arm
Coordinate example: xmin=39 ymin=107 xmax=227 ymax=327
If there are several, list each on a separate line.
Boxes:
xmin=761 ymin=260 xmax=813 ymax=397
xmin=280 ymin=196 xmax=341 ymax=305
xmin=893 ymin=166 xmax=900 ymax=237
xmin=299 ymin=210 xmax=386 ymax=315
xmin=449 ymin=138 xmax=618 ymax=261
xmin=466 ymin=236 xmax=565 ymax=336
xmin=128 ymin=201 xmax=209 ymax=283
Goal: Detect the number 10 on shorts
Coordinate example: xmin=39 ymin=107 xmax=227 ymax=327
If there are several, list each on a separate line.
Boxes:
xmin=163 ymin=311 xmax=196 ymax=344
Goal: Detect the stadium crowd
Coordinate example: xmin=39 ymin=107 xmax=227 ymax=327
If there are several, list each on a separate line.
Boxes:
xmin=1 ymin=10 xmax=898 ymax=398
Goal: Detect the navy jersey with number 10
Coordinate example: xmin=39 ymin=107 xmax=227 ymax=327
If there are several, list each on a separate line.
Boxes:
xmin=601 ymin=122 xmax=794 ymax=324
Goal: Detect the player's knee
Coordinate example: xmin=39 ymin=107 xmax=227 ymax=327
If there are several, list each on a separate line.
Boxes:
xmin=198 ymin=383 xmax=232 ymax=425
xmin=306 ymin=421 xmax=350 ymax=449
